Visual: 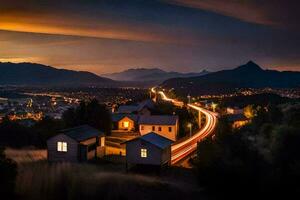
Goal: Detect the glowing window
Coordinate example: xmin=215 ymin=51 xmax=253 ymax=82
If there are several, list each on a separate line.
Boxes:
xmin=141 ymin=149 xmax=147 ymax=158
xmin=100 ymin=137 xmax=105 ymax=147
xmin=123 ymin=121 xmax=129 ymax=128
xmin=57 ymin=142 xmax=67 ymax=152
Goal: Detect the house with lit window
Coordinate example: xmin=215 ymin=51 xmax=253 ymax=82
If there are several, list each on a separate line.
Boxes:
xmin=47 ymin=125 xmax=105 ymax=162
xmin=112 ymin=113 xmax=139 ymax=131
xmin=138 ymin=115 xmax=179 ymax=141
xmin=125 ymin=132 xmax=173 ymax=168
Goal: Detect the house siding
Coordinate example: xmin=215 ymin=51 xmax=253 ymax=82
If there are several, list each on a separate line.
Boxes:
xmin=139 ymin=124 xmax=178 ymax=141
xmin=161 ymin=147 xmax=171 ymax=165
xmin=47 ymin=134 xmax=79 ymax=162
xmin=47 ymin=134 xmax=106 ymax=162
xmin=126 ymin=139 xmax=162 ymax=165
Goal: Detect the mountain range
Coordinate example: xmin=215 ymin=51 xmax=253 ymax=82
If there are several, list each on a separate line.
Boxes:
xmin=0 ymin=63 xmax=209 ymax=87
xmin=102 ymin=68 xmax=209 ymax=83
xmin=1 ymin=61 xmax=299 ymax=92
xmin=161 ymin=61 xmax=300 ymax=95
xmin=0 ymin=62 xmax=116 ymax=87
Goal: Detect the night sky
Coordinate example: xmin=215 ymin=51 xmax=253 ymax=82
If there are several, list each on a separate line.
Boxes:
xmin=0 ymin=0 xmax=299 ymax=74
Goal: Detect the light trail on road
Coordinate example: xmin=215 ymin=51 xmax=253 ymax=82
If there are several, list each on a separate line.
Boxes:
xmin=153 ymin=88 xmax=217 ymax=164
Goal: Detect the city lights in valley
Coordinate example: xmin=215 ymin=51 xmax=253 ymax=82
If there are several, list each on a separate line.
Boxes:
xmin=153 ymin=88 xmax=217 ymax=164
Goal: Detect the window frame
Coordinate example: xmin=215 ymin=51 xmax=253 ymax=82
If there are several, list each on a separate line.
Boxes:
xmin=141 ymin=148 xmax=147 ymax=158
xmin=123 ymin=121 xmax=129 ymax=128
xmin=57 ymin=141 xmax=67 ymax=152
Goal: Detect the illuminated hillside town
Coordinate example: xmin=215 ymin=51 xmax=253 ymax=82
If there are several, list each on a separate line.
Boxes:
xmin=1 ymin=1 xmax=300 ymax=199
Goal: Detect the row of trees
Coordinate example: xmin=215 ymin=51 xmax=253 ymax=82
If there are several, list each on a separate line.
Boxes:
xmin=0 ymin=99 xmax=112 ymax=148
xmin=195 ymin=103 xmax=300 ymax=198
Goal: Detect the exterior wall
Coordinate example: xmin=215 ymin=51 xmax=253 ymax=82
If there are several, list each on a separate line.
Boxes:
xmin=47 ymin=134 xmax=79 ymax=162
xmin=126 ymin=139 xmax=162 ymax=165
xmin=97 ymin=146 xmax=106 ymax=157
xmin=161 ymin=147 xmax=171 ymax=165
xmin=81 ymin=136 xmax=106 ymax=159
xmin=118 ymin=117 xmax=135 ymax=131
xmin=87 ymin=149 xmax=96 ymax=160
xmin=97 ymin=136 xmax=106 ymax=157
xmin=139 ymin=124 xmax=178 ymax=141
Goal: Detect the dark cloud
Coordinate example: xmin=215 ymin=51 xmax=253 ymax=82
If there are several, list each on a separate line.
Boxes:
xmin=0 ymin=0 xmax=299 ymax=72
xmin=164 ymin=0 xmax=300 ymax=30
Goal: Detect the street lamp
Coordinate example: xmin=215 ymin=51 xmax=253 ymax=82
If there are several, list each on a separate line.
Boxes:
xmin=187 ymin=123 xmax=192 ymax=137
xmin=212 ymin=102 xmax=217 ymax=112
xmin=187 ymin=94 xmax=191 ymax=104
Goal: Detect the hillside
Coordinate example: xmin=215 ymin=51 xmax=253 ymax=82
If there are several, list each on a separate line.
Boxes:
xmin=102 ymin=68 xmax=209 ymax=83
xmin=0 ymin=62 xmax=116 ymax=87
xmin=161 ymin=61 xmax=300 ymax=95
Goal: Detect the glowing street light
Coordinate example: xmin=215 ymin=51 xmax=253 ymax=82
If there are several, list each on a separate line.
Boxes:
xmin=211 ymin=102 xmax=217 ymax=112
xmin=187 ymin=94 xmax=191 ymax=104
xmin=187 ymin=122 xmax=192 ymax=137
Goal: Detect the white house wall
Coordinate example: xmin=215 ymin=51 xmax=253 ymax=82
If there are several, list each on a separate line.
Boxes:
xmin=139 ymin=124 xmax=177 ymax=141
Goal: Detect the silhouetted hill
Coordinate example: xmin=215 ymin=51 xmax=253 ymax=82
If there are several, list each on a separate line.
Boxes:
xmin=161 ymin=61 xmax=300 ymax=95
xmin=102 ymin=68 xmax=209 ymax=84
xmin=0 ymin=62 xmax=116 ymax=86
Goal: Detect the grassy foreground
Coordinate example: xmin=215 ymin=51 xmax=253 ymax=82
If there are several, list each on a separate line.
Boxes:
xmin=15 ymin=161 xmax=204 ymax=200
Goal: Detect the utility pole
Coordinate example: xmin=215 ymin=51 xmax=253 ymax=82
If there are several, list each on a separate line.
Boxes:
xmin=187 ymin=123 xmax=192 ymax=137
xmin=198 ymin=111 xmax=202 ymax=129
xmin=187 ymin=94 xmax=191 ymax=104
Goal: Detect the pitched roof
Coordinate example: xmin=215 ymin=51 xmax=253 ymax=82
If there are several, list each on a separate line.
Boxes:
xmin=139 ymin=115 xmax=178 ymax=125
xmin=60 ymin=125 xmax=104 ymax=142
xmin=117 ymin=105 xmax=139 ymax=113
xmin=136 ymin=99 xmax=154 ymax=111
xmin=117 ymin=99 xmax=154 ymax=114
xmin=111 ymin=113 xmax=139 ymax=123
xmin=125 ymin=132 xmax=173 ymax=149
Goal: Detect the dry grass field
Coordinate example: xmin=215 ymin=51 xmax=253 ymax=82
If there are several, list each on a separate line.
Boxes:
xmin=4 ymin=148 xmax=205 ymax=199
xmin=5 ymin=148 xmax=47 ymax=164
xmin=15 ymin=161 xmax=205 ymax=200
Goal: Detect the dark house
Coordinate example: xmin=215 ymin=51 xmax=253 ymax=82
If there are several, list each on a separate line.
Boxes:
xmin=125 ymin=132 xmax=173 ymax=168
xmin=47 ymin=125 xmax=105 ymax=162
xmin=117 ymin=99 xmax=154 ymax=115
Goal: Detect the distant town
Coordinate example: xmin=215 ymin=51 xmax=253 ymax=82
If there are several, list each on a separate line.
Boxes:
xmin=1 ymin=0 xmax=300 ymax=199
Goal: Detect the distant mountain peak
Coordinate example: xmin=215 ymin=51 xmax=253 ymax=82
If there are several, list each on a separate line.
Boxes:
xmin=236 ymin=61 xmax=263 ymax=71
xmin=0 ymin=62 xmax=115 ymax=86
xmin=102 ymin=67 xmax=209 ymax=82
xmin=161 ymin=61 xmax=300 ymax=96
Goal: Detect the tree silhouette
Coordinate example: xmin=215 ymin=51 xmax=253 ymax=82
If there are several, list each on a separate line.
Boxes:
xmin=62 ymin=99 xmax=112 ymax=135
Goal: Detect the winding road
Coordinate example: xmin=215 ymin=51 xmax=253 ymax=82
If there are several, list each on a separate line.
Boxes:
xmin=153 ymin=89 xmax=218 ymax=164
